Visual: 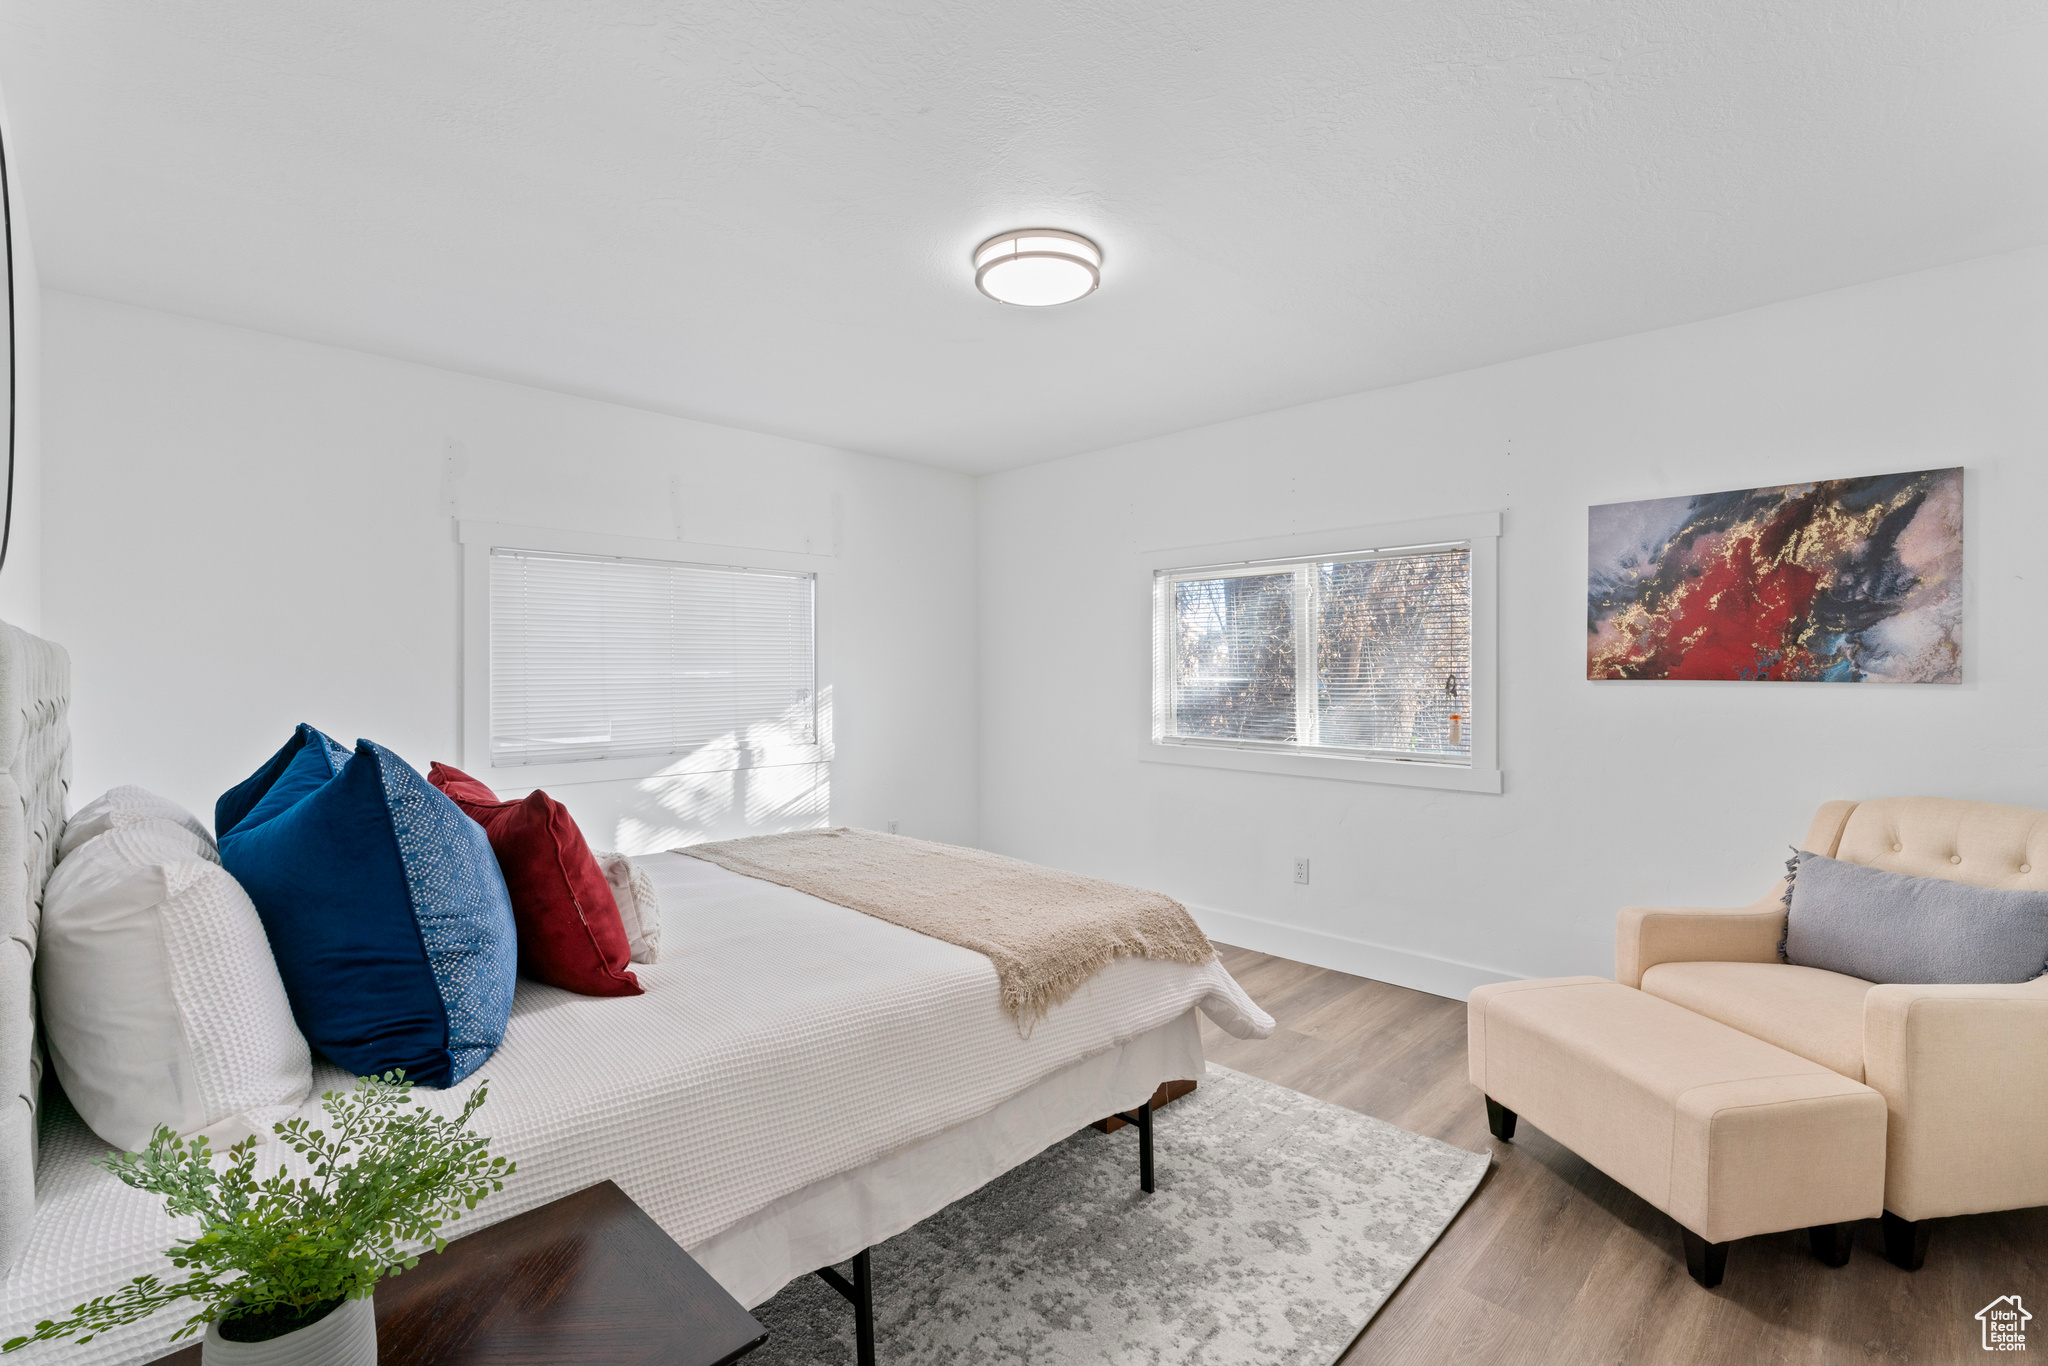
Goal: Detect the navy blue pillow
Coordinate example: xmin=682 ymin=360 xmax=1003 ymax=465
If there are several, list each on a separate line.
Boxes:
xmin=215 ymin=722 xmax=354 ymax=838
xmin=219 ymin=729 xmax=518 ymax=1087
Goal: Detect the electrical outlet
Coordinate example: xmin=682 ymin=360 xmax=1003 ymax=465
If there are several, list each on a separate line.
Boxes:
xmin=1293 ymin=857 xmax=1310 ymax=885
xmin=887 ymin=820 xmax=900 ymax=836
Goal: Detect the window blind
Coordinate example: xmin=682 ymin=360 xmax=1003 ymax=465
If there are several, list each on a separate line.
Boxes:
xmin=1156 ymin=546 xmax=1471 ymax=763
xmin=489 ymin=547 xmax=816 ymax=767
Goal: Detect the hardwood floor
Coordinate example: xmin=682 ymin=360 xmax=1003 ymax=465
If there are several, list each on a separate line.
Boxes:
xmin=1197 ymin=943 xmax=2046 ymax=1366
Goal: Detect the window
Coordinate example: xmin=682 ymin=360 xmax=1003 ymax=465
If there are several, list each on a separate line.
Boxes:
xmin=1155 ymin=545 xmax=1471 ymax=763
xmin=487 ymin=547 xmax=816 ymax=768
xmin=1143 ymin=514 xmax=1499 ymax=793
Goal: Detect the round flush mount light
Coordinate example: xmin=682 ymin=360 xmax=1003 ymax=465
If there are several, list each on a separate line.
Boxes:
xmin=973 ymin=228 xmax=1101 ymax=306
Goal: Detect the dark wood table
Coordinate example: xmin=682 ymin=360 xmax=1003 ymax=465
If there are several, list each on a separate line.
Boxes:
xmin=153 ymin=1181 xmax=767 ymax=1366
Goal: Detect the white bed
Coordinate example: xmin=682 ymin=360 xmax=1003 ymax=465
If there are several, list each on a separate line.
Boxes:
xmin=1 ymin=681 xmax=1272 ymax=1366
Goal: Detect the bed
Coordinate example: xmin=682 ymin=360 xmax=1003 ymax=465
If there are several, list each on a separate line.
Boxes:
xmin=0 ymin=623 xmax=1273 ymax=1365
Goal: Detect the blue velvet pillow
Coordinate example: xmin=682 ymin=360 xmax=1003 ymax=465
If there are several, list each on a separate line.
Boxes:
xmin=215 ymin=722 xmax=354 ymax=838
xmin=219 ymin=728 xmax=518 ymax=1086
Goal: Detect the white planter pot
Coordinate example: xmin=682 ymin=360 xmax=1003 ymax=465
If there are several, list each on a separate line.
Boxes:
xmin=200 ymin=1295 xmax=377 ymax=1366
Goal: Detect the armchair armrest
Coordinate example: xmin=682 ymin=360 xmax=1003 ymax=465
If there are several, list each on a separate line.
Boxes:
xmin=1863 ymin=978 xmax=2048 ymax=1221
xmin=1614 ymin=885 xmax=1786 ymax=988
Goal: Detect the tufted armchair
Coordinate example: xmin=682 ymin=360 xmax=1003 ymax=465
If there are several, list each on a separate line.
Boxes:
xmin=1615 ymin=797 xmax=2048 ymax=1270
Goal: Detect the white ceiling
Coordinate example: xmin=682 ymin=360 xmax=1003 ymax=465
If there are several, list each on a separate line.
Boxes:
xmin=1 ymin=2 xmax=2043 ymax=474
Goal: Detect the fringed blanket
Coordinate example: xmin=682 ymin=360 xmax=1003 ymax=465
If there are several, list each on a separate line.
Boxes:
xmin=678 ymin=828 xmax=1216 ymax=1028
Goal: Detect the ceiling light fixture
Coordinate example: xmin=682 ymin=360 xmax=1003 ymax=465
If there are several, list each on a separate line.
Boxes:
xmin=973 ymin=229 xmax=1101 ymax=306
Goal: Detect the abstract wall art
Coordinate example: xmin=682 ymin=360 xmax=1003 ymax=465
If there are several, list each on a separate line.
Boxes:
xmin=1587 ymin=467 xmax=1962 ymax=683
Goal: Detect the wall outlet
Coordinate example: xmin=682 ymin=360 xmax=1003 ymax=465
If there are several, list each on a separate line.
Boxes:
xmin=887 ymin=820 xmax=900 ymax=836
xmin=1293 ymin=857 xmax=1310 ymax=885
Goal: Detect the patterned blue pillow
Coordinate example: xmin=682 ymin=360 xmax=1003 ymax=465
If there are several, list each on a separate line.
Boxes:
xmin=219 ymin=730 xmax=518 ymax=1086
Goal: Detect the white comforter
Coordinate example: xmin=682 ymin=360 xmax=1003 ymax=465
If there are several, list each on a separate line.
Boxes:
xmin=3 ymin=853 xmax=1271 ymax=1365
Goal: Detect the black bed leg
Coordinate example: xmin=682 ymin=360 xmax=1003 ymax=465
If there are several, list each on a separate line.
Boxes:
xmin=1137 ymin=1099 xmax=1154 ymax=1194
xmin=1882 ymin=1212 xmax=1930 ymax=1271
xmin=851 ymin=1247 xmax=875 ymax=1366
xmin=813 ymin=1248 xmax=877 ymax=1365
xmin=1680 ymin=1228 xmax=1727 ymax=1289
xmin=1485 ymin=1096 xmax=1517 ymax=1142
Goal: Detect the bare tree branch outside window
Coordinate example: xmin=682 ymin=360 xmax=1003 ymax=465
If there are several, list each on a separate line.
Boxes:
xmin=1165 ymin=550 xmax=1470 ymax=759
xmin=1173 ymin=572 xmax=1295 ymax=740
xmin=1317 ymin=553 xmax=1470 ymax=756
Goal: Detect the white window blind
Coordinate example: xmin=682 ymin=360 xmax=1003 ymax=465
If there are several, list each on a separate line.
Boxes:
xmin=1153 ymin=545 xmax=1472 ymax=764
xmin=489 ymin=547 xmax=817 ymax=767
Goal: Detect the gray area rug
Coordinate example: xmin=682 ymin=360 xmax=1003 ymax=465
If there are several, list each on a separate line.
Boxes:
xmin=748 ymin=1065 xmax=1490 ymax=1365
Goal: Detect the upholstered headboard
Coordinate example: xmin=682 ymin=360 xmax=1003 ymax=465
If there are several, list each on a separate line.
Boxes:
xmin=0 ymin=621 xmax=70 ymax=1274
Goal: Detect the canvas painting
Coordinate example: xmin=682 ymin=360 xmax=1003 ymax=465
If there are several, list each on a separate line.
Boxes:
xmin=1587 ymin=467 xmax=1962 ymax=683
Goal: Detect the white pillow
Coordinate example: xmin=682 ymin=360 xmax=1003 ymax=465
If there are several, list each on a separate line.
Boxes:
xmin=59 ymin=785 xmax=217 ymax=862
xmin=36 ymin=820 xmax=311 ymax=1151
xmin=594 ymin=851 xmax=662 ymax=963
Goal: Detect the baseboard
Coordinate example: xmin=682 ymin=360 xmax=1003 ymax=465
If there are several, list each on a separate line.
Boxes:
xmin=1186 ymin=903 xmax=1521 ymax=1001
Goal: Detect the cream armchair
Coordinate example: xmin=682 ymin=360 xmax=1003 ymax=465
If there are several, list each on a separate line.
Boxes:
xmin=1615 ymin=796 xmax=2048 ymax=1269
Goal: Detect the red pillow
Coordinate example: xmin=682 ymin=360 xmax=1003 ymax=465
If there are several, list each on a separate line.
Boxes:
xmin=427 ymin=762 xmax=641 ymax=998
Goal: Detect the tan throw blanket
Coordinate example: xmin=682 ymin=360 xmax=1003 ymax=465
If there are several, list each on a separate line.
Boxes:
xmin=678 ymin=828 xmax=1215 ymax=1028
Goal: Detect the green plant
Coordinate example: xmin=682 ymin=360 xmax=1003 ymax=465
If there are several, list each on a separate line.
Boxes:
xmin=3 ymin=1071 xmax=514 ymax=1351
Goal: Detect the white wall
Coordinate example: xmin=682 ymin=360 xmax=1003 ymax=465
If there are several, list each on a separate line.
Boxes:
xmin=977 ymin=246 xmax=2048 ymax=997
xmin=41 ymin=293 xmax=978 ymax=850
xmin=0 ymin=81 xmax=41 ymax=633
xmin=40 ymin=245 xmax=2047 ymax=997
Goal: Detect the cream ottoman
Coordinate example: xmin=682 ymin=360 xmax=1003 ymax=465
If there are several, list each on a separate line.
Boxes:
xmin=1467 ymin=977 xmax=1887 ymax=1287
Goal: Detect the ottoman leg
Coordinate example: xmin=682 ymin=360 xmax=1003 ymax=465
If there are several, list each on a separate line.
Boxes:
xmin=1484 ymin=1097 xmax=1517 ymax=1141
xmin=1680 ymin=1228 xmax=1727 ymax=1289
xmin=1807 ymin=1222 xmax=1854 ymax=1268
xmin=1881 ymin=1212 xmax=1929 ymax=1271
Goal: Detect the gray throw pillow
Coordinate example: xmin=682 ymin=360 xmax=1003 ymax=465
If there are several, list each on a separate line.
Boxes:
xmin=1781 ymin=849 xmax=2048 ymax=984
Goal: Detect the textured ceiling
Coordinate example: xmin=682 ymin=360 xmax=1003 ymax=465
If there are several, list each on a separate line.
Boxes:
xmin=1 ymin=1 xmax=2043 ymax=473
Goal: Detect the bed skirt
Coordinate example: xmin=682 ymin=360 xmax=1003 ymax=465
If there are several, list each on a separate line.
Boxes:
xmin=693 ymin=1009 xmax=1206 ymax=1308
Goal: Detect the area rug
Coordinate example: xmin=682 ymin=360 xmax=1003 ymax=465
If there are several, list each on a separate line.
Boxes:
xmin=747 ymin=1065 xmax=1489 ymax=1365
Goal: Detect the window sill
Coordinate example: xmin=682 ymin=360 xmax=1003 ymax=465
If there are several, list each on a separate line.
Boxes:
xmin=463 ymin=742 xmax=829 ymax=793
xmin=1140 ymin=741 xmax=1502 ymax=793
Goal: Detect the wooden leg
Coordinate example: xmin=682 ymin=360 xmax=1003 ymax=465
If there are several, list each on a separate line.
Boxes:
xmin=1092 ymin=1079 xmax=1195 ymax=1133
xmin=1807 ymin=1222 xmax=1854 ymax=1268
xmin=1882 ymin=1211 xmax=1929 ymax=1271
xmin=1680 ymin=1228 xmax=1728 ymax=1289
xmin=1485 ymin=1097 xmax=1517 ymax=1142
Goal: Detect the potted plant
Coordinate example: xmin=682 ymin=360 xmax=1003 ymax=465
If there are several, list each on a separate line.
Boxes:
xmin=4 ymin=1071 xmax=513 ymax=1365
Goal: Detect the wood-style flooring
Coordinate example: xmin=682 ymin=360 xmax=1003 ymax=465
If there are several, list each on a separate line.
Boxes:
xmin=1197 ymin=943 xmax=2046 ymax=1366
